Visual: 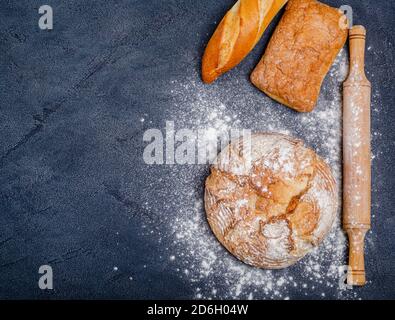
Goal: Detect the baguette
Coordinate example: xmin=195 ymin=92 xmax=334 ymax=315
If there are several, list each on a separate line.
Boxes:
xmin=202 ymin=0 xmax=288 ymax=84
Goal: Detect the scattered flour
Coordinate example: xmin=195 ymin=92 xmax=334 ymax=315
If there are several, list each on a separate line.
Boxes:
xmin=140 ymin=48 xmax=377 ymax=299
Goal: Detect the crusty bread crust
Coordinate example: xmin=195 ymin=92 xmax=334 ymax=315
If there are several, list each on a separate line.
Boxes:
xmin=205 ymin=133 xmax=338 ymax=269
xmin=251 ymin=0 xmax=348 ymax=112
xmin=202 ymin=0 xmax=288 ymax=83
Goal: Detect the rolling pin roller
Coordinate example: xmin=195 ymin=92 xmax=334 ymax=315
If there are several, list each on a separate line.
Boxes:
xmin=343 ymin=25 xmax=371 ymax=286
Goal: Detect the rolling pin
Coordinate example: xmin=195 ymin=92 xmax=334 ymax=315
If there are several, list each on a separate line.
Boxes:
xmin=343 ymin=25 xmax=371 ymax=286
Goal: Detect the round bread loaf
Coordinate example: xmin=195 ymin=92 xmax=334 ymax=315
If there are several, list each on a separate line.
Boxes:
xmin=204 ymin=133 xmax=338 ymax=269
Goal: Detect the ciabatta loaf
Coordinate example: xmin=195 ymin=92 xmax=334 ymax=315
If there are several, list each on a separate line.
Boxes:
xmin=251 ymin=0 xmax=348 ymax=112
xmin=202 ymin=0 xmax=288 ymax=83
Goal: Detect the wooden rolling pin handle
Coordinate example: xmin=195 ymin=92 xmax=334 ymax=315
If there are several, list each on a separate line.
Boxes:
xmin=345 ymin=25 xmax=370 ymax=84
xmin=343 ymin=25 xmax=371 ymax=286
xmin=345 ymin=227 xmax=369 ymax=286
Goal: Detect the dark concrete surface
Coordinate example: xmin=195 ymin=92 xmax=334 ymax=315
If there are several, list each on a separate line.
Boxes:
xmin=0 ymin=0 xmax=394 ymax=299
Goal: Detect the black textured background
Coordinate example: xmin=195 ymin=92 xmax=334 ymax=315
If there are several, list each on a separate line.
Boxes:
xmin=0 ymin=0 xmax=394 ymax=299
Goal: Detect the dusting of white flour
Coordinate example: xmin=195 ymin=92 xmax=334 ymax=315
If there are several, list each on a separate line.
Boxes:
xmin=140 ymin=48 xmax=378 ymax=299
